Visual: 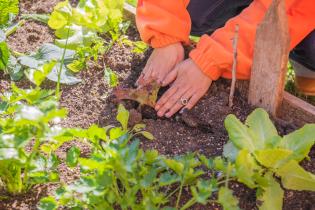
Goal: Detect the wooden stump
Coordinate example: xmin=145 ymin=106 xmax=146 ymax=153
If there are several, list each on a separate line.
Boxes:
xmin=248 ymin=0 xmax=290 ymax=116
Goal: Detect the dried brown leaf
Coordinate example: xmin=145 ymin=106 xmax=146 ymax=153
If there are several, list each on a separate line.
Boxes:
xmin=114 ymin=82 xmax=160 ymax=108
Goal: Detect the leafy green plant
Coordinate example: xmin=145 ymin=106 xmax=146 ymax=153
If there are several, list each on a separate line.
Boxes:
xmin=223 ymin=108 xmax=315 ymax=210
xmin=39 ymin=105 xmax=239 ymax=210
xmin=0 ymin=84 xmax=75 ymax=195
xmin=0 ymin=0 xmax=19 ymax=26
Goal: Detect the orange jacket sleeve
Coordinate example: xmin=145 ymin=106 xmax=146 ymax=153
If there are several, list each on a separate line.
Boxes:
xmin=136 ymin=0 xmax=315 ymax=81
xmin=136 ymin=0 xmax=191 ymax=48
xmin=189 ymin=0 xmax=315 ymax=80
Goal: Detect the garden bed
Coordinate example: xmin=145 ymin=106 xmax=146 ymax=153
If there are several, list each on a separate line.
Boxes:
xmin=0 ymin=0 xmax=314 ymax=209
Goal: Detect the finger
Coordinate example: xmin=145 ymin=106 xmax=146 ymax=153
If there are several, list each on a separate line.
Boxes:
xmin=183 ymin=91 xmax=203 ymax=110
xmin=157 ymin=86 xmax=188 ymax=117
xmin=136 ymin=73 xmax=145 ymax=87
xmin=155 ymin=85 xmax=179 ymax=110
xmin=161 ymin=67 xmax=178 ymax=87
xmin=142 ymin=66 xmax=154 ymax=85
xmin=165 ymin=90 xmax=194 ymax=118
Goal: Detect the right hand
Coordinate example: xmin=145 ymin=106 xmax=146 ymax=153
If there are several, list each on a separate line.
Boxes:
xmin=136 ymin=42 xmax=184 ymax=87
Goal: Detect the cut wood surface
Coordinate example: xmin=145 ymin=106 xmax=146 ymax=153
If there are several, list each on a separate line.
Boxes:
xmin=124 ymin=3 xmax=136 ymax=16
xmin=279 ymin=92 xmax=315 ymax=126
xmin=248 ymin=0 xmax=290 ymax=116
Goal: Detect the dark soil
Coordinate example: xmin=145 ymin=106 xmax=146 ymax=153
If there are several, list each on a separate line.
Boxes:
xmin=1 ymin=0 xmax=315 ymax=209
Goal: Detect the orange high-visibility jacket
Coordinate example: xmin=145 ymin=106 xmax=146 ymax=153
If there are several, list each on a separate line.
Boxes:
xmin=136 ymin=0 xmax=315 ymax=80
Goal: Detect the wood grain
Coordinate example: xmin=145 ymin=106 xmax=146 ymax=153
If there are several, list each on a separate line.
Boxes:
xmin=248 ymin=0 xmax=290 ymax=116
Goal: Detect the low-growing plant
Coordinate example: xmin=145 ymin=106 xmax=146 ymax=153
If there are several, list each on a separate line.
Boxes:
xmin=38 ymin=105 xmax=240 ymax=210
xmin=223 ymin=108 xmax=315 ymax=210
xmin=0 ymin=84 xmax=75 ymax=196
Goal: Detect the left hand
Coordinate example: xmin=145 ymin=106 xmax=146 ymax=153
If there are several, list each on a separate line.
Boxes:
xmin=155 ymin=59 xmax=212 ymax=118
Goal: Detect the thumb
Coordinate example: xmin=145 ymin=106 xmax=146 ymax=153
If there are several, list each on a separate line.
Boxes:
xmin=161 ymin=66 xmax=179 ymax=87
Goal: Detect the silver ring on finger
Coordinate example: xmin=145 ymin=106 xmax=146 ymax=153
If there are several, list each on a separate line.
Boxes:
xmin=180 ymin=97 xmax=189 ymax=106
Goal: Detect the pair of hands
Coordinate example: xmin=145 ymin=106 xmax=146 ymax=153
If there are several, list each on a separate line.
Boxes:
xmin=137 ymin=43 xmax=213 ymax=118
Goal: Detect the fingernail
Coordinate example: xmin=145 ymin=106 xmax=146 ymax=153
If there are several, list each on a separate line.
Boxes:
xmin=157 ymin=111 xmax=163 ymax=117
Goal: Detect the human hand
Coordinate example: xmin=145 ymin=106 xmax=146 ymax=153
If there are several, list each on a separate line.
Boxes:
xmin=155 ymin=58 xmax=212 ymax=118
xmin=136 ymin=42 xmax=184 ymax=87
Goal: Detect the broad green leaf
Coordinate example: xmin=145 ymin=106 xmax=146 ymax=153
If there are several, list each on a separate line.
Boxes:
xmin=0 ymin=33 xmax=9 ymax=70
xmin=276 ymin=160 xmax=315 ymax=191
xmin=47 ymin=63 xmax=82 ymax=85
xmin=25 ymin=61 xmax=57 ymax=86
xmin=7 ymin=55 xmax=23 ymax=81
xmin=191 ymin=179 xmax=213 ymax=205
xmin=159 ymin=172 xmax=180 ymax=186
xmin=258 ymin=173 xmax=284 ymax=210
xmin=223 ymin=142 xmax=239 ymax=162
xmin=37 ymin=43 xmax=75 ymax=62
xmin=280 ymin=124 xmax=315 ymax=162
xmin=254 ymin=149 xmax=292 ymax=169
xmin=245 ymin=108 xmax=278 ymax=147
xmin=0 ymin=0 xmax=19 ymax=25
xmin=218 ymin=187 xmax=240 ymax=210
xmin=104 ymin=67 xmax=118 ymax=87
xmin=235 ymin=149 xmax=261 ymax=188
xmin=38 ymin=196 xmax=58 ymax=210
xmin=55 ymin=25 xmax=96 ymax=50
xmin=66 ymin=146 xmax=80 ymax=167
xmin=48 ymin=1 xmax=72 ymax=29
xmin=224 ymin=114 xmax=258 ymax=152
xmin=116 ymin=104 xmax=129 ymax=131
xmin=164 ymin=159 xmax=184 ymax=175
xmin=140 ymin=168 xmax=158 ymax=187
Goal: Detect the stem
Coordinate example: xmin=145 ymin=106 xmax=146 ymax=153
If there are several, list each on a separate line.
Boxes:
xmin=5 ymin=20 xmax=26 ymax=37
xmin=23 ymin=136 xmax=41 ymax=190
xmin=228 ymin=24 xmax=239 ymax=108
xmin=225 ymin=163 xmax=232 ymax=188
xmin=55 ymin=25 xmax=71 ymax=99
xmin=166 ymin=186 xmax=180 ymax=200
xmin=180 ymin=198 xmax=196 ymax=210
xmin=176 ymin=182 xmax=184 ymax=209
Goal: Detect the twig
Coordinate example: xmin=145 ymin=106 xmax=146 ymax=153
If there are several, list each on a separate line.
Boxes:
xmin=229 ymin=24 xmax=239 ymax=108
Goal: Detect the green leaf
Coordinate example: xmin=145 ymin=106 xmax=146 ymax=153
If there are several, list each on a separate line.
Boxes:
xmin=139 ymin=131 xmax=154 ymax=140
xmin=159 ymin=172 xmax=180 ymax=186
xmin=25 ymin=61 xmax=57 ymax=86
xmin=0 ymin=31 xmax=9 ymax=70
xmin=38 ymin=196 xmax=58 ymax=210
xmin=164 ymin=159 xmax=184 ymax=175
xmin=0 ymin=0 xmax=19 ymax=25
xmin=258 ymin=173 xmax=284 ymax=210
xmin=66 ymin=146 xmax=80 ymax=167
xmin=191 ymin=179 xmax=213 ymax=205
xmin=235 ymin=149 xmax=261 ymax=188
xmin=245 ymin=108 xmax=278 ymax=147
xmin=280 ymin=124 xmax=315 ymax=162
xmin=224 ymin=114 xmax=258 ymax=152
xmin=276 ymin=160 xmax=315 ymax=191
xmin=6 ymin=55 xmax=23 ymax=81
xmin=223 ymin=142 xmax=239 ymax=162
xmin=46 ymin=63 xmax=82 ymax=85
xmin=218 ymin=187 xmax=240 ymax=210
xmin=254 ymin=149 xmax=292 ymax=169
xmin=116 ymin=104 xmax=129 ymax=131
xmin=104 ymin=67 xmax=118 ymax=87
xmin=48 ymin=1 xmax=72 ymax=30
